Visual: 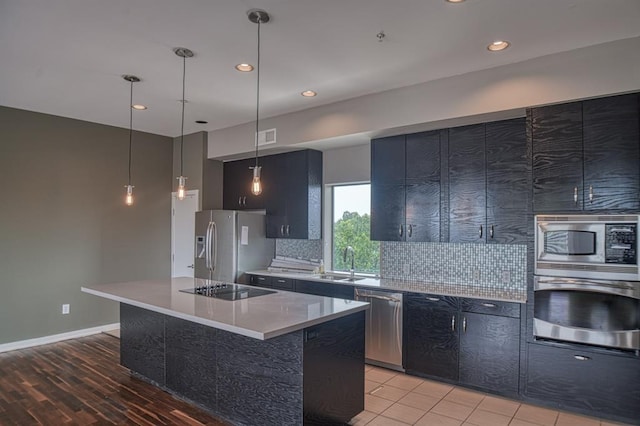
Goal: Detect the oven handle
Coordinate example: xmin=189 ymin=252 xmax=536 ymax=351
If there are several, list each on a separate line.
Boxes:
xmin=534 ymin=279 xmax=640 ymax=299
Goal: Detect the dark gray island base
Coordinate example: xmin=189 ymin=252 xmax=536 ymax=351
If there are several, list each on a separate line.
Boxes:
xmin=120 ymin=303 xmax=365 ymax=426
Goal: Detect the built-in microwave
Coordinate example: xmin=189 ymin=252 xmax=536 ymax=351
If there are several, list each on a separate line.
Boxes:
xmin=535 ymin=214 xmax=640 ymax=281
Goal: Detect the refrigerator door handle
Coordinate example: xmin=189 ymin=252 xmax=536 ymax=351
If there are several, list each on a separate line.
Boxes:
xmin=211 ymin=221 xmax=218 ymax=273
xmin=205 ymin=221 xmax=213 ymax=270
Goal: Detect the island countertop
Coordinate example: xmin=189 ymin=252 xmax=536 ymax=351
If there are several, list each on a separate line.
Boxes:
xmin=82 ymin=277 xmax=368 ymax=340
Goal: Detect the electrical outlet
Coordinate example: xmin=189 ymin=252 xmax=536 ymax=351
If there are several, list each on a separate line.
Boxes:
xmin=473 ymin=269 xmax=481 ymax=281
xmin=501 ymin=270 xmax=511 ymax=284
xmin=62 ymin=304 xmax=70 ymax=315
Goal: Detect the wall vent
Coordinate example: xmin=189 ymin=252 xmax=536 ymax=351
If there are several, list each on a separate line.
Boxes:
xmin=257 ymin=128 xmax=276 ymax=146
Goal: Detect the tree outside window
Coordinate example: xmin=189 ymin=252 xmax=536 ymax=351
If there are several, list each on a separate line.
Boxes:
xmin=332 ymin=184 xmax=380 ymax=274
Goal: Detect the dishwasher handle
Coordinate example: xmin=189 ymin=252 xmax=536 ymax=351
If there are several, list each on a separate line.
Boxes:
xmin=355 ymin=289 xmax=401 ymax=303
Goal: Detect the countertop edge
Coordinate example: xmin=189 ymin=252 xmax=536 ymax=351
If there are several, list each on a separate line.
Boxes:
xmin=81 ymin=285 xmax=369 ymax=340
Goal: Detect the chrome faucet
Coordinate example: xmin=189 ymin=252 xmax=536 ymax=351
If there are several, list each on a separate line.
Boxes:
xmin=343 ymin=246 xmax=355 ymax=279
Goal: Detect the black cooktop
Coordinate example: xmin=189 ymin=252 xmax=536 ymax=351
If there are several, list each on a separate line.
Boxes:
xmin=180 ymin=282 xmax=276 ymax=301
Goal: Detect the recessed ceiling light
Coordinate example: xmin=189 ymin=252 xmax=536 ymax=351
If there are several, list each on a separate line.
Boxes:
xmin=446 ymin=0 xmax=466 ymax=3
xmin=131 ymin=104 xmax=147 ymax=110
xmin=195 ymin=120 xmax=208 ymax=124
xmin=301 ymin=90 xmax=317 ymax=97
xmin=235 ymin=63 xmax=254 ymax=72
xmin=487 ymin=40 xmax=510 ymax=51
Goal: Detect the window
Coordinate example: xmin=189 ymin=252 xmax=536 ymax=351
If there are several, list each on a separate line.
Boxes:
xmin=331 ymin=184 xmax=380 ymax=274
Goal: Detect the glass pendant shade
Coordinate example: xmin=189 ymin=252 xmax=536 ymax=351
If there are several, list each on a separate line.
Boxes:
xmin=251 ymin=166 xmax=262 ymax=195
xmin=177 ymin=175 xmax=187 ymax=200
xmin=125 ymin=184 xmax=134 ymax=206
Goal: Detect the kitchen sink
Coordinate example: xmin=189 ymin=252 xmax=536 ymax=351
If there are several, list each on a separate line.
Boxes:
xmin=337 ymin=277 xmax=366 ymax=282
xmin=317 ymin=274 xmax=346 ymax=280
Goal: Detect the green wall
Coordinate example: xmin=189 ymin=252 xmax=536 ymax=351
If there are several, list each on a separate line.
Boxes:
xmin=0 ymin=106 xmax=173 ymax=344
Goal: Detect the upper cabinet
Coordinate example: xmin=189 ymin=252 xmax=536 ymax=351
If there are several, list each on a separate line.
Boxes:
xmin=371 ymin=132 xmax=443 ymax=242
xmin=531 ymin=93 xmax=640 ymax=212
xmin=448 ymin=119 xmax=528 ymax=244
xmin=223 ymin=158 xmax=266 ymax=210
xmin=265 ymin=150 xmax=322 ymax=239
xmin=223 ymin=149 xmax=322 ymax=239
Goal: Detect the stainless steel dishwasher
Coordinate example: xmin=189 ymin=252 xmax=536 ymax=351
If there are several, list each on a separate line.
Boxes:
xmin=354 ymin=288 xmax=403 ymax=371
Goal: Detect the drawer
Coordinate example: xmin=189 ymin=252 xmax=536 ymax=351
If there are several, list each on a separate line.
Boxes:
xmin=461 ymin=298 xmax=520 ymax=318
xmin=249 ymin=275 xmax=272 ymax=287
xmin=526 ymin=342 xmax=640 ymax=421
xmin=271 ymin=277 xmax=294 ymax=290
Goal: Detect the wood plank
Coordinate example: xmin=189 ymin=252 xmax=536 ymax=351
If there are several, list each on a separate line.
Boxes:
xmin=0 ymin=334 xmax=225 ymax=425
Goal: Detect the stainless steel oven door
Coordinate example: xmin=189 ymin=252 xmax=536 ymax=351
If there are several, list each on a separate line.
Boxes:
xmin=533 ymin=276 xmax=640 ymax=351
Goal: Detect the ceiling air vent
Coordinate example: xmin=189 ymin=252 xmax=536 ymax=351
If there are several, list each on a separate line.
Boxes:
xmin=258 ymin=128 xmax=276 ymax=146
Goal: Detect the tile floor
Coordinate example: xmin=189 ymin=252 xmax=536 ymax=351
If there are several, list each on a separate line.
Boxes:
xmin=351 ymin=365 xmax=631 ymax=426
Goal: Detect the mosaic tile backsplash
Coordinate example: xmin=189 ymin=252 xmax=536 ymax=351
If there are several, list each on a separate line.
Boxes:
xmin=275 ymin=239 xmax=323 ymax=261
xmin=380 ymin=242 xmax=527 ymax=291
xmin=275 ymin=239 xmax=527 ymax=291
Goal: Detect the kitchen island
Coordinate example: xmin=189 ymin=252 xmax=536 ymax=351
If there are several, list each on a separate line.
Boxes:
xmin=82 ymin=278 xmax=368 ymax=426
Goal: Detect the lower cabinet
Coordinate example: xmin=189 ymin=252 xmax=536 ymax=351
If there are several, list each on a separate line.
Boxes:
xmin=404 ymin=294 xmax=459 ymax=381
xmin=404 ymin=293 xmax=521 ymax=395
xmin=526 ymin=342 xmax=640 ymax=422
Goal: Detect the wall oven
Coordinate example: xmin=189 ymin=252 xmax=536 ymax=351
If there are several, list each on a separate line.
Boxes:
xmin=534 ymin=215 xmax=640 ymax=352
xmin=534 ymin=276 xmax=640 ymax=351
xmin=535 ymin=214 xmax=640 ymax=281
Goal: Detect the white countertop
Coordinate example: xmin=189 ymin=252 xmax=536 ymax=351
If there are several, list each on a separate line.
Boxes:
xmin=247 ymin=270 xmax=527 ymax=303
xmin=82 ymin=277 xmax=369 ymax=340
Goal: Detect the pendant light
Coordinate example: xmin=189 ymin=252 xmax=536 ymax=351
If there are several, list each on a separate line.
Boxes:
xmin=248 ymin=9 xmax=270 ymax=196
xmin=174 ymin=47 xmax=194 ymax=201
xmin=123 ymin=75 xmax=141 ymax=206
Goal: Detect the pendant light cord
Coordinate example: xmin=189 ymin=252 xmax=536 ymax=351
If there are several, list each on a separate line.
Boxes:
xmin=128 ymin=79 xmax=133 ymax=186
xmin=254 ymin=18 xmax=261 ymax=168
xmin=180 ymin=55 xmax=186 ymax=176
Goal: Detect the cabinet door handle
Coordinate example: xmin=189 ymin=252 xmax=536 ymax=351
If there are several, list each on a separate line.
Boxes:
xmin=490 ymin=225 xmax=494 ymax=239
xmin=451 ymin=315 xmax=456 ymax=332
xmin=426 ymin=297 xmax=440 ymax=302
xmin=238 ymin=196 xmax=242 ymax=206
xmin=574 ymin=355 xmax=591 ymax=361
xmin=462 ymin=316 xmax=467 ymax=333
xmin=481 ymin=302 xmax=496 ymax=308
xmin=399 ymin=224 xmax=404 ymax=237
xmin=408 ymin=224 xmax=413 ymax=238
xmin=479 ymin=225 xmax=483 ymax=238
xmin=574 ymin=187 xmax=578 ymax=204
xmin=280 ymin=225 xmax=285 ymax=236
xmin=285 ymin=225 xmax=290 ymax=236
xmin=589 ymin=186 xmax=593 ymax=203
xmin=243 ymin=196 xmax=247 ymax=206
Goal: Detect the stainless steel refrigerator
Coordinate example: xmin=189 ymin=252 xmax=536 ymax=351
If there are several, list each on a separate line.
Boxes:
xmin=194 ymin=210 xmax=274 ymax=284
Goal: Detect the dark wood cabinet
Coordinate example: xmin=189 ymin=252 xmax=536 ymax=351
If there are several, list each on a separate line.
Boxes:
xmin=404 ymin=293 xmax=459 ymax=381
xmin=223 ymin=158 xmax=265 ymax=210
xmin=371 ymin=132 xmax=442 ymax=242
xmin=265 ymin=150 xmax=323 ymax=239
xmin=531 ymin=93 xmax=640 ymax=212
xmin=404 ymin=294 xmax=521 ymax=395
xmin=459 ymin=312 xmax=520 ymax=394
xmin=526 ymin=342 xmax=640 ymax=422
xmin=582 ymin=93 xmax=640 ymax=211
xmin=448 ymin=124 xmax=486 ymax=244
xmin=485 ymin=118 xmax=529 ymax=244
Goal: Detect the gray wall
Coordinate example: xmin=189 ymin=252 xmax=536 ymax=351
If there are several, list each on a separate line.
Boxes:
xmin=0 ymin=106 xmax=173 ymax=344
xmin=172 ymin=131 xmax=223 ymax=210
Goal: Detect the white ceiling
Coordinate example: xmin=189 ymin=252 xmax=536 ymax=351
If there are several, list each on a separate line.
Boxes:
xmin=1 ymin=0 xmax=639 ymax=138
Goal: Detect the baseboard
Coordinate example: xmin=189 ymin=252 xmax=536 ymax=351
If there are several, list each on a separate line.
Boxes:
xmin=0 ymin=323 xmax=120 ymax=353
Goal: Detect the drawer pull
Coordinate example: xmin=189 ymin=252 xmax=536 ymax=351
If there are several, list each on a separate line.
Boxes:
xmin=574 ymin=355 xmax=591 ymax=361
xmin=481 ymin=303 xmax=497 ymax=308
xmin=257 ymin=277 xmax=266 ymax=281
xmin=277 ymin=279 xmax=286 ymax=283
xmin=426 ymin=297 xmax=440 ymax=302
